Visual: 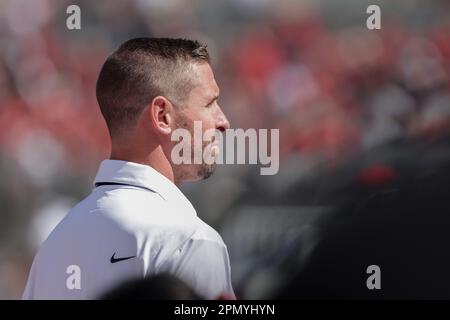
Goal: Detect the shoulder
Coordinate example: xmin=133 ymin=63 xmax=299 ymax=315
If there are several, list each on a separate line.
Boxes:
xmin=191 ymin=217 xmax=227 ymax=248
xmin=92 ymin=186 xmax=197 ymax=234
xmin=60 ymin=186 xmax=199 ymax=256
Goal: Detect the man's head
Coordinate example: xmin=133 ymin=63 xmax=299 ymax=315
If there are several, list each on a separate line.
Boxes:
xmin=96 ymin=38 xmax=229 ymax=183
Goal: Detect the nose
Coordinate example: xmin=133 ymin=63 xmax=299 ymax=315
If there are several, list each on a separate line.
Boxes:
xmin=216 ymin=107 xmax=230 ymax=132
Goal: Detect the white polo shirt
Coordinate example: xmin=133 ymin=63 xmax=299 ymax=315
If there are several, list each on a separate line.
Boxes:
xmin=22 ymin=160 xmax=234 ymax=299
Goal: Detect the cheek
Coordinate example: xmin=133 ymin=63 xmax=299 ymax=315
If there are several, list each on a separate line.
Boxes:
xmin=196 ymin=109 xmax=216 ymax=130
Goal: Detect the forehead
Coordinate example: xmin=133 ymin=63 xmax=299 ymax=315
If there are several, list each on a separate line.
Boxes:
xmin=189 ymin=63 xmax=219 ymax=100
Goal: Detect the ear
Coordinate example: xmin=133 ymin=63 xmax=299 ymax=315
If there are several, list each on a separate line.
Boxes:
xmin=148 ymin=96 xmax=174 ymax=136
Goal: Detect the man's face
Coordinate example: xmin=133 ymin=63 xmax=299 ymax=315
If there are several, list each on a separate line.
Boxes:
xmin=171 ymin=62 xmax=230 ymax=182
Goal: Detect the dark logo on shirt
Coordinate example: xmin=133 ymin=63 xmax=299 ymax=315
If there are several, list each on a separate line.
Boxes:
xmin=110 ymin=252 xmax=136 ymax=264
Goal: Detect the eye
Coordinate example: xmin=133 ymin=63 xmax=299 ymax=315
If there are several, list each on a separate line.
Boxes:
xmin=205 ymin=99 xmax=217 ymax=108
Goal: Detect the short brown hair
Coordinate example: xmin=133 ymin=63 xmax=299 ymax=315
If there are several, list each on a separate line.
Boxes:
xmin=96 ymin=38 xmax=210 ymax=138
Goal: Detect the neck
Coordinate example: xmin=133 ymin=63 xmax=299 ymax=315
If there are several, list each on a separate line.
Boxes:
xmin=110 ymin=144 xmax=176 ymax=184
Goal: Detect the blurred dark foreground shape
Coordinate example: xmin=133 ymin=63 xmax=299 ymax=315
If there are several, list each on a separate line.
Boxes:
xmin=276 ymin=155 xmax=450 ymax=299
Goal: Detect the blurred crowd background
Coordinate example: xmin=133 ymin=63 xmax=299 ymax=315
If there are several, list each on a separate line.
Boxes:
xmin=1 ymin=0 xmax=450 ymax=299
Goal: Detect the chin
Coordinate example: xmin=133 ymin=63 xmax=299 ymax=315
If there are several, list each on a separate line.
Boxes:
xmin=176 ymin=163 xmax=216 ymax=183
xmin=196 ymin=163 xmax=216 ymax=181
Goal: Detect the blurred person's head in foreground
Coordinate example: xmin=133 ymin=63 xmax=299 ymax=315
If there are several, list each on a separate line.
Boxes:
xmin=96 ymin=38 xmax=230 ymax=184
xmin=100 ymin=273 xmax=203 ymax=299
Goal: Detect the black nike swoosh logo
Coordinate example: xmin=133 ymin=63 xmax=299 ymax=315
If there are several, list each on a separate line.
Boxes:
xmin=110 ymin=252 xmax=136 ymax=264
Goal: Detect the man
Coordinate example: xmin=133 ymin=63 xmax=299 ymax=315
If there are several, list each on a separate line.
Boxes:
xmin=22 ymin=38 xmax=234 ymax=299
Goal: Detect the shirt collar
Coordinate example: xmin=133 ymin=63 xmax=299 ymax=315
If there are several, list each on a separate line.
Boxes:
xmin=93 ymin=159 xmax=191 ymax=205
